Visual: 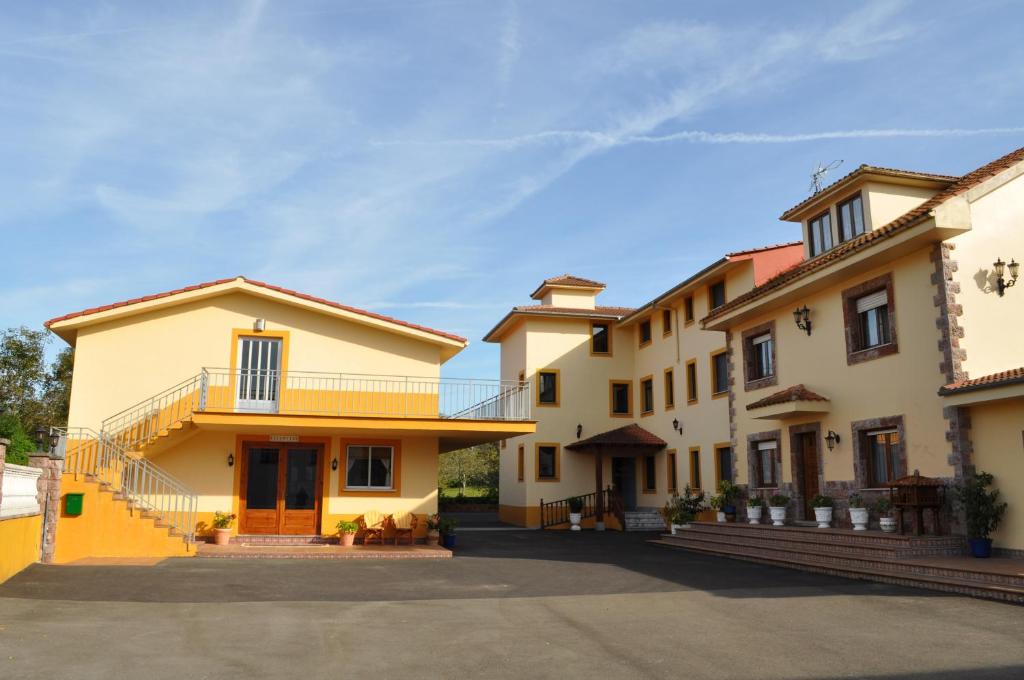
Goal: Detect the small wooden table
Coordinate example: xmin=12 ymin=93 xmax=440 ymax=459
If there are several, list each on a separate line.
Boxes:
xmin=890 ymin=471 xmax=946 ymax=536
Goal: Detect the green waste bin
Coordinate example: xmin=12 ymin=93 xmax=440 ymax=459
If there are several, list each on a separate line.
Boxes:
xmin=64 ymin=493 xmax=85 ymax=516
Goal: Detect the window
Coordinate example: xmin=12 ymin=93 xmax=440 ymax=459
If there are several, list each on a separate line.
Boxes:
xmin=709 ymin=281 xmax=726 ymax=310
xmin=590 ymin=322 xmax=611 ymax=355
xmin=662 ymin=309 xmax=672 ymax=336
xmin=640 ymin=376 xmax=654 ymax=415
xmin=517 ymin=445 xmax=525 ymax=482
xmin=711 ymin=350 xmax=729 ymax=396
xmin=837 ymin=194 xmax=865 ymax=242
xmin=685 ymin=360 xmax=698 ymax=403
xmin=842 ymin=274 xmax=898 ymax=364
xmin=536 ymin=444 xmax=559 ymax=481
xmin=639 ymin=318 xmax=652 ymax=347
xmin=667 ymin=451 xmax=678 ymax=493
xmin=755 ymin=440 xmax=778 ymax=487
xmin=715 ymin=445 xmax=733 ymax=485
xmin=856 ymin=290 xmax=891 ymax=349
xmin=537 ymin=370 xmax=559 ymax=406
xmin=643 ymin=455 xmax=656 ymax=492
xmin=689 ymin=448 xmax=701 ymax=491
xmin=749 ymin=334 xmax=774 ymax=380
xmin=808 ymin=210 xmax=833 ymax=257
xmin=866 ymin=430 xmax=899 ymax=487
xmin=610 ymin=380 xmax=632 ymax=416
xmin=664 ymin=368 xmax=675 ymax=409
xmin=346 ymin=445 xmax=394 ymax=489
xmin=684 ymin=296 xmax=695 ymax=324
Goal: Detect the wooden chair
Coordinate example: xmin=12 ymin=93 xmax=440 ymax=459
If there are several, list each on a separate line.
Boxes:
xmin=392 ymin=512 xmax=418 ymax=545
xmin=359 ymin=511 xmax=389 ymax=545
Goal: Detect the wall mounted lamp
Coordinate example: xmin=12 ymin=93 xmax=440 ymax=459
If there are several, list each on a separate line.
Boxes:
xmin=332 ymin=458 xmax=339 ymax=471
xmin=227 ymin=452 xmax=235 ymax=467
xmin=253 ymin=318 xmax=266 ymax=332
xmin=793 ymin=305 xmax=812 ymax=336
xmin=576 ymin=424 xmax=583 ymax=439
xmin=825 ymin=430 xmax=841 ymax=451
xmin=672 ymin=418 xmax=683 ymax=435
xmin=994 ymin=257 xmax=1019 ymax=296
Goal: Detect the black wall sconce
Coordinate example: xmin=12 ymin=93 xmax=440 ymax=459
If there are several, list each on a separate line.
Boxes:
xmin=332 ymin=458 xmax=339 ymax=471
xmin=672 ymin=418 xmax=683 ymax=435
xmin=825 ymin=430 xmax=841 ymax=451
xmin=994 ymin=257 xmax=1019 ymax=296
xmin=227 ymin=452 xmax=235 ymax=467
xmin=793 ymin=305 xmax=812 ymax=335
xmin=576 ymin=424 xmax=583 ymax=439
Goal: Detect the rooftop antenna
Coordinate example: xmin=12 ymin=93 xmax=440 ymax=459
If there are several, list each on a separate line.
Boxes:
xmin=810 ymin=159 xmax=843 ymax=194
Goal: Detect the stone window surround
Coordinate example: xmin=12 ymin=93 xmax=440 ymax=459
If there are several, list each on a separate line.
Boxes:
xmin=850 ymin=414 xmax=907 ymax=490
xmin=841 ymin=272 xmax=899 ymax=366
xmin=741 ymin=320 xmax=778 ymax=392
xmin=746 ymin=429 xmax=782 ymax=491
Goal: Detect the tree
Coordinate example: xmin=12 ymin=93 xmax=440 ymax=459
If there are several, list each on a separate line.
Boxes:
xmin=438 ymin=443 xmax=499 ymax=492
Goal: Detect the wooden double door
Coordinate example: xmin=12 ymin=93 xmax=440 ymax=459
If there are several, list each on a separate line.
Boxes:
xmin=239 ymin=442 xmax=323 ymax=535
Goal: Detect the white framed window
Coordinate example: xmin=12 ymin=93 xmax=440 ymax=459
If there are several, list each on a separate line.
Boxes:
xmin=757 ymin=440 xmax=778 ymax=487
xmin=345 ymin=445 xmax=394 ymax=489
xmin=856 ymin=290 xmax=891 ymax=349
xmin=751 ymin=333 xmax=774 ymax=380
xmin=808 ymin=210 xmax=833 ymax=257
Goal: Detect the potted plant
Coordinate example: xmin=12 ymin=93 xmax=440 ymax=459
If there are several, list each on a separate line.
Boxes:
xmin=211 ymin=511 xmax=235 ymax=546
xmin=718 ymin=480 xmax=739 ymax=521
xmin=875 ymin=497 xmax=897 ymax=533
xmin=811 ymin=494 xmax=834 ymax=528
xmin=661 ymin=495 xmax=684 ymax=534
xmin=954 ymin=471 xmax=1008 ymax=558
xmin=848 ymin=493 xmax=869 ymax=531
xmin=336 ymin=519 xmax=359 ymax=547
xmin=768 ymin=494 xmax=789 ymax=526
xmin=425 ymin=513 xmax=441 ymax=545
xmin=568 ymin=496 xmax=584 ymax=531
xmin=439 ymin=517 xmax=458 ymax=549
xmin=710 ymin=494 xmax=727 ymax=523
xmin=747 ymin=496 xmax=764 ymax=524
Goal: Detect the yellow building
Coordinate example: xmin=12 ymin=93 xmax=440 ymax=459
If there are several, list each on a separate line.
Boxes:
xmin=44 ymin=276 xmax=534 ymax=561
xmin=703 ymin=147 xmax=1024 ymax=552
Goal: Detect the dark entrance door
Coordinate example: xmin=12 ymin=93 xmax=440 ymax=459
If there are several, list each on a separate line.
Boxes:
xmin=797 ymin=432 xmax=820 ymax=519
xmin=611 ymin=457 xmax=637 ymax=510
xmin=240 ymin=443 xmax=323 ymax=535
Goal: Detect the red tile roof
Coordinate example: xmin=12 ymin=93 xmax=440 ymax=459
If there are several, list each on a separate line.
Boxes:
xmin=780 ymin=164 xmax=960 ymax=221
xmin=726 ymin=241 xmax=804 ymax=257
xmin=540 ymin=274 xmax=606 ymax=288
xmin=565 ymin=424 xmax=667 ymax=450
xmin=705 ymin=146 xmax=1024 ymax=325
xmin=939 ymin=367 xmax=1024 ymax=396
xmin=511 ymin=304 xmax=635 ymax=316
xmin=44 ymin=276 xmax=468 ymax=343
xmin=747 ymin=384 xmax=830 ymax=410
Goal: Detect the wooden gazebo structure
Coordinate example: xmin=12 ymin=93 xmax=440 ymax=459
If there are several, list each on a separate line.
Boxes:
xmin=565 ymin=424 xmax=667 ymax=529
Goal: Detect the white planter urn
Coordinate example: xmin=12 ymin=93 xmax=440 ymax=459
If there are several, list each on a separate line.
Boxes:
xmin=670 ymin=523 xmax=686 ymax=534
xmin=768 ymin=506 xmax=787 ymax=526
xmin=813 ymin=507 xmax=833 ymax=529
xmin=879 ymin=517 xmax=898 ymax=533
xmin=569 ymin=512 xmax=582 ymax=531
xmin=716 ymin=511 xmax=727 ymax=523
xmin=747 ymin=506 xmax=763 ymax=524
xmin=849 ymin=507 xmax=870 ymax=531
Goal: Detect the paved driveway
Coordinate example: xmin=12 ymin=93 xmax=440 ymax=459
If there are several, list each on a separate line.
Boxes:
xmin=1 ymin=531 xmax=1022 ymax=679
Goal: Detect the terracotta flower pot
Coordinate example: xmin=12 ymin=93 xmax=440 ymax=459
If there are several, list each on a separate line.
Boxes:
xmin=340 ymin=532 xmax=356 ymax=547
xmin=213 ymin=528 xmax=231 ymax=546
xmin=427 ymin=531 xmax=440 ymax=546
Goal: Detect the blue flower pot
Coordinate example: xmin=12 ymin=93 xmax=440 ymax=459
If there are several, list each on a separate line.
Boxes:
xmin=442 ymin=534 xmax=456 ymax=550
xmin=723 ymin=505 xmax=736 ymax=514
xmin=968 ymin=537 xmax=992 ymax=558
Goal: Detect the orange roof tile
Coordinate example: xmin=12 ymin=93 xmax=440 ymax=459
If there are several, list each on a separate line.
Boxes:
xmin=44 ymin=276 xmax=467 ymax=344
xmin=938 ymin=367 xmax=1024 ymax=395
xmin=747 ymin=384 xmax=830 ymax=410
xmin=565 ymin=424 xmax=667 ymax=450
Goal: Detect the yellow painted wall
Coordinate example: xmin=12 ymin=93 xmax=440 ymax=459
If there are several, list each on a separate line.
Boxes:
xmin=967 ymin=397 xmax=1024 ymax=551
xmin=730 ymin=248 xmax=951 ymax=490
xmin=53 ymin=475 xmax=192 ymax=563
xmin=68 ymin=292 xmax=445 ymax=430
xmin=544 ymin=288 xmax=598 ymax=309
xmin=862 ymin=181 xmax=939 ymax=231
xmin=0 ymin=514 xmax=42 ymax=583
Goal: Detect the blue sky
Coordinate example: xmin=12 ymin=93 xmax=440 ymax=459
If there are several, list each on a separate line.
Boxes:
xmin=3 ymin=0 xmax=1024 ymax=378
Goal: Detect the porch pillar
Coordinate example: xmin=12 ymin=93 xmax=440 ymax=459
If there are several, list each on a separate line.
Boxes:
xmin=594 ymin=445 xmax=605 ymax=531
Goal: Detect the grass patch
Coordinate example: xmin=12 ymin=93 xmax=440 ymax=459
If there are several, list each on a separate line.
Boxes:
xmin=440 ymin=486 xmax=491 ymax=499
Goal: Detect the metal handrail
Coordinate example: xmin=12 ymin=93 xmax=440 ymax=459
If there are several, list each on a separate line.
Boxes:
xmin=55 ymin=427 xmax=197 ymax=544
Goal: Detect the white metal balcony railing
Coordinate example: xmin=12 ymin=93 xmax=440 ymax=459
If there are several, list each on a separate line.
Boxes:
xmin=54 ymin=427 xmax=198 ymax=544
xmin=100 ymin=368 xmax=531 ymax=452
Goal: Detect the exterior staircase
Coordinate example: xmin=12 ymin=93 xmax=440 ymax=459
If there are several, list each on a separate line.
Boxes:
xmin=651 ymin=522 xmax=1024 ymax=604
xmin=623 ymin=509 xmax=667 ymax=532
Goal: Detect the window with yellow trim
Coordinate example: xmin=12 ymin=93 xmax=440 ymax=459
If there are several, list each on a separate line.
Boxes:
xmin=684 ymin=296 xmax=695 ymax=325
xmin=667 ymin=451 xmax=678 ymax=494
xmin=643 ymin=455 xmax=656 ymax=493
xmin=711 ymin=350 xmax=729 ymax=396
xmin=537 ymin=370 xmax=559 ymax=406
xmin=685 ymin=360 xmax=698 ymax=403
xmin=610 ymin=380 xmax=632 ymax=416
xmin=638 ymin=318 xmax=652 ymax=347
xmin=536 ymin=443 xmax=560 ymax=481
xmin=689 ymin=448 xmax=701 ymax=491
xmin=662 ymin=308 xmax=672 ymax=336
xmin=640 ymin=376 xmax=654 ymax=415
xmin=590 ymin=321 xmax=611 ymax=355
xmin=517 ymin=445 xmax=525 ymax=482
xmin=663 ymin=368 xmax=675 ymax=409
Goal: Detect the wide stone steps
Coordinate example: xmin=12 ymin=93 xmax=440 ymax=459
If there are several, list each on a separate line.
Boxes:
xmin=651 ymin=524 xmax=1024 ymax=604
xmin=623 ymin=511 xmax=666 ymax=532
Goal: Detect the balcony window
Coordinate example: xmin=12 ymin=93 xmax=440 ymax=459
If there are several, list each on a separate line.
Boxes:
xmin=346 ymin=445 xmax=394 ymax=490
xmin=808 ymin=210 xmax=833 ymax=257
xmin=838 ymin=194 xmax=865 ymax=242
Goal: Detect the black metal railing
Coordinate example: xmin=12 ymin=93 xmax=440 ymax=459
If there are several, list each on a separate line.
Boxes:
xmin=540 ymin=487 xmax=622 ymax=529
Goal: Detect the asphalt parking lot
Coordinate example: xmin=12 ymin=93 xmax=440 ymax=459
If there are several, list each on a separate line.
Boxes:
xmin=1 ymin=530 xmax=1022 ymax=679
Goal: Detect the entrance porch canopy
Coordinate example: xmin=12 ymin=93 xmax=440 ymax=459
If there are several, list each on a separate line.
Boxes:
xmin=566 ymin=424 xmax=666 ymax=526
